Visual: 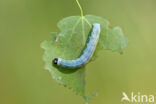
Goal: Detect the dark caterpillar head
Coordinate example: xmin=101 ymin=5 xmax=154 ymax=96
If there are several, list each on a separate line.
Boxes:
xmin=53 ymin=58 xmax=58 ymax=65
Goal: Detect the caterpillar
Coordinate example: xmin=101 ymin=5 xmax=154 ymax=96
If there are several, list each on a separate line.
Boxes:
xmin=53 ymin=23 xmax=101 ymax=69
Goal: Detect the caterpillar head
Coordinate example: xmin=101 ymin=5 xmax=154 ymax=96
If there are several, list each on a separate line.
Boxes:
xmin=53 ymin=58 xmax=58 ymax=65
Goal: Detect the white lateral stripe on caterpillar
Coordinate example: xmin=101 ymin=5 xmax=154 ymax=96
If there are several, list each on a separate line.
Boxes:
xmin=53 ymin=23 xmax=101 ymax=69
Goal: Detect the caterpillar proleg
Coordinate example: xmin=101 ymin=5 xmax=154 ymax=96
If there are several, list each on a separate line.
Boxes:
xmin=53 ymin=23 xmax=101 ymax=69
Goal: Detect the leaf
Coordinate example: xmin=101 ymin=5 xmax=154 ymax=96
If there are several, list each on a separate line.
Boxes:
xmin=41 ymin=15 xmax=128 ymax=102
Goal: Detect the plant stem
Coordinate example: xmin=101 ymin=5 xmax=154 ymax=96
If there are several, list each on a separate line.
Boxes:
xmin=75 ymin=0 xmax=84 ymax=17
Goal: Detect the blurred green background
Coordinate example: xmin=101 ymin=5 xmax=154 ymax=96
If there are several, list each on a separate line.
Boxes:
xmin=0 ymin=0 xmax=156 ymax=104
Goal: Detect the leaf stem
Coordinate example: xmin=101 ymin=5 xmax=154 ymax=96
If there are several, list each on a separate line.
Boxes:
xmin=75 ymin=0 xmax=84 ymax=17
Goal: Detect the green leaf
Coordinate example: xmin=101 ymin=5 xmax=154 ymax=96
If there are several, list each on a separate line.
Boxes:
xmin=41 ymin=15 xmax=128 ymax=102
